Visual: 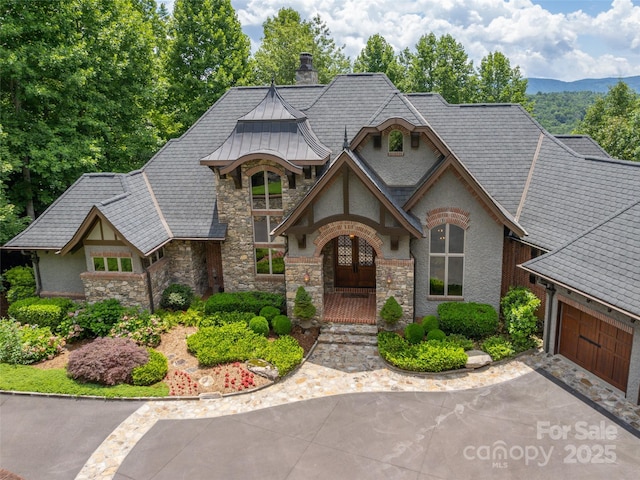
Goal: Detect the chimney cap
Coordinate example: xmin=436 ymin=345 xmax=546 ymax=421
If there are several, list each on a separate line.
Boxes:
xmin=298 ymin=52 xmax=313 ymax=71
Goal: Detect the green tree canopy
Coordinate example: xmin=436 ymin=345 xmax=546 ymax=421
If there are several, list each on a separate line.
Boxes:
xmin=163 ymin=0 xmax=251 ymax=134
xmin=476 ymin=51 xmax=532 ymax=111
xmin=353 ymin=34 xmax=403 ymax=86
xmin=252 ymin=8 xmax=350 ymax=85
xmin=403 ymin=33 xmax=476 ymax=103
xmin=575 ymin=81 xmax=640 ymax=161
xmin=0 ymin=0 xmax=162 ymax=220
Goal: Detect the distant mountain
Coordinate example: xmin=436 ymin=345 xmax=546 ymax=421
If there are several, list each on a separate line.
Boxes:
xmin=526 ymin=76 xmax=640 ymax=94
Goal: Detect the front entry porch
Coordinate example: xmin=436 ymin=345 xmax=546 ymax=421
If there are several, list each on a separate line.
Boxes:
xmin=323 ymin=288 xmax=376 ymax=324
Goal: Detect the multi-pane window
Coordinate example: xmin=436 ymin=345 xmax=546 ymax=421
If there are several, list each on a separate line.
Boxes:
xmin=251 ymin=170 xmax=284 ymax=275
xmin=429 ymin=223 xmax=464 ymax=296
xmin=388 ymin=130 xmax=403 ymax=153
xmin=141 ymin=248 xmax=165 ymax=269
xmin=93 ymin=256 xmax=133 ymax=273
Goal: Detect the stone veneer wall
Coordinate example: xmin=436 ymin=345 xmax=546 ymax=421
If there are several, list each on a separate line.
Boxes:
xmin=148 ymin=258 xmax=171 ymax=309
xmin=81 ymin=272 xmax=150 ymax=309
xmin=165 ymin=241 xmax=208 ymax=295
xmin=284 ymin=255 xmax=324 ymax=326
xmin=215 ymin=160 xmax=316 ymax=293
xmin=375 ymin=257 xmax=414 ymax=329
xmin=321 ymin=242 xmax=335 ymax=293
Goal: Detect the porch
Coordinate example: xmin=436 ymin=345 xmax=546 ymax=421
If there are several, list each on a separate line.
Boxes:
xmin=323 ymin=288 xmax=376 ymax=325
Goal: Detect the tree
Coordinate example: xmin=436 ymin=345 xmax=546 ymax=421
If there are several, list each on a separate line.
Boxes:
xmin=575 ymin=81 xmax=640 ymax=161
xmin=353 ymin=34 xmax=403 ymax=87
xmin=404 ymin=33 xmax=476 ymax=103
xmin=0 ymin=0 xmax=162 ymax=221
xmin=252 ymin=8 xmax=350 ymax=85
xmin=476 ymin=51 xmax=532 ymax=111
xmin=163 ymin=0 xmax=251 ymax=134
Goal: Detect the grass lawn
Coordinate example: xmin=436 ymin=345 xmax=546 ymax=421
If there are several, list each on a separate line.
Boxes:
xmin=0 ymin=364 xmax=169 ymax=398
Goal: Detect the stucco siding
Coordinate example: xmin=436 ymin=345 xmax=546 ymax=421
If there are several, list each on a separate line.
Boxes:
xmin=39 ymin=249 xmax=86 ymax=296
xmin=358 ymin=135 xmax=439 ymax=186
xmin=410 ymin=169 xmax=504 ymax=317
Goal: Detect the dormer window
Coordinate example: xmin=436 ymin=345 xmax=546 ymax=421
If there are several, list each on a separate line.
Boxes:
xmin=388 ymin=130 xmax=403 ymax=154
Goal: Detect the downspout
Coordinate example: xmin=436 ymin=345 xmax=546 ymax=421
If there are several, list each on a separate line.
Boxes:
xmin=145 ymin=268 xmax=155 ymax=313
xmin=543 ymin=283 xmax=556 ymax=353
xmin=29 ymin=251 xmax=42 ymax=296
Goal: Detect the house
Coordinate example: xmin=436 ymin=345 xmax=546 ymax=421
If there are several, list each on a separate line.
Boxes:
xmin=4 ymin=55 xmax=640 ymax=404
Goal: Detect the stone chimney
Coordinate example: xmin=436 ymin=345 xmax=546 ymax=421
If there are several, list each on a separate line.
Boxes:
xmin=295 ymin=52 xmax=319 ymax=85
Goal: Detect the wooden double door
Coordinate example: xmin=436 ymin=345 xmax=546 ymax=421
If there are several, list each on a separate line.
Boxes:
xmin=558 ymin=303 xmax=632 ymax=391
xmin=334 ymin=235 xmax=376 ymax=288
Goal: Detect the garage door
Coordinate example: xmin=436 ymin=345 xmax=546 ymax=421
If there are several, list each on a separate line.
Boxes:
xmin=559 ymin=303 xmax=633 ymax=391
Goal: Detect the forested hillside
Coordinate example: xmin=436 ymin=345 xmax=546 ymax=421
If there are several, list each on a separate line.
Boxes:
xmin=529 ymin=91 xmax=601 ymax=134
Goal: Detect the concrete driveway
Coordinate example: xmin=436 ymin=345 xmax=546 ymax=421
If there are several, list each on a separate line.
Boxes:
xmin=1 ymin=370 xmax=639 ymax=480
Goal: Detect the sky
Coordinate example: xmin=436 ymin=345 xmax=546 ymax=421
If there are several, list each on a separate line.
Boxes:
xmin=161 ymin=0 xmax=640 ymax=81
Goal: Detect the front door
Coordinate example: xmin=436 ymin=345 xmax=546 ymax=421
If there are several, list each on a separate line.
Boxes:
xmin=335 ymin=235 xmax=375 ymax=288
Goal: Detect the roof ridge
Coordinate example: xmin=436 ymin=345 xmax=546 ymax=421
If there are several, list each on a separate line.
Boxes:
xmin=515 ymin=132 xmax=544 ymax=221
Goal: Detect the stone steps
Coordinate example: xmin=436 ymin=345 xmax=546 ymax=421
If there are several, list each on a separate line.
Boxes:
xmin=318 ymin=323 xmax=379 ymax=346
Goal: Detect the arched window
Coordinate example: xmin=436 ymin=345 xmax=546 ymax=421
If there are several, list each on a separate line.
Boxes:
xmin=429 ymin=223 xmax=464 ymax=296
xmin=251 ymin=170 xmax=284 ymax=275
xmin=388 ymin=129 xmax=403 ymax=153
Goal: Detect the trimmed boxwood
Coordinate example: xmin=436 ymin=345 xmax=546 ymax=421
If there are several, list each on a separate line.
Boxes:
xmin=426 ymin=328 xmax=446 ymax=341
xmin=197 ymin=311 xmax=255 ymax=328
xmin=437 ymin=302 xmax=498 ymax=339
xmin=204 ymin=291 xmax=285 ymax=316
xmin=8 ymin=297 xmax=76 ymax=330
xmin=404 ymin=323 xmax=425 ymax=344
xmin=421 ymin=315 xmax=439 ymax=333
xmin=249 ymin=316 xmax=270 ymax=337
xmin=272 ymin=315 xmax=292 ymax=335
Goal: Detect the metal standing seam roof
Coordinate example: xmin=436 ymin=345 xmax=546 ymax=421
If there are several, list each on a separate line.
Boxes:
xmin=522 ymin=199 xmax=640 ymax=319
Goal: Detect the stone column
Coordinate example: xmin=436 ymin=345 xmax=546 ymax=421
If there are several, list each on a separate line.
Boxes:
xmin=375 ymin=257 xmax=414 ymax=329
xmin=284 ymin=255 xmax=324 ymax=326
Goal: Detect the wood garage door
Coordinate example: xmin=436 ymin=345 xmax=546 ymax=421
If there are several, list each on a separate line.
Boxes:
xmin=558 ymin=303 xmax=632 ymax=391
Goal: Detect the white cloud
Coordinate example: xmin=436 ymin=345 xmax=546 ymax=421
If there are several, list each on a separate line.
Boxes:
xmin=229 ymin=0 xmax=640 ymax=81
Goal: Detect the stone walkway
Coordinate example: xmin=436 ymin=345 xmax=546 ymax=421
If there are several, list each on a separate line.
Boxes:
xmin=74 ymin=328 xmax=640 ymax=480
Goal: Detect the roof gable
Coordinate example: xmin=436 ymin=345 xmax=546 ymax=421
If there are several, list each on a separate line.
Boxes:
xmin=274 ymin=149 xmax=423 ymax=238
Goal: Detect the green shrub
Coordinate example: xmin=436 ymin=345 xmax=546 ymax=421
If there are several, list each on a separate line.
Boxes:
xmin=437 ymin=302 xmax=498 ymax=339
xmin=380 ymin=296 xmax=403 ymax=325
xmin=159 ymin=284 xmax=194 ymax=311
xmin=426 ymin=328 xmax=446 ymax=341
xmin=272 ymin=315 xmax=292 ymax=335
xmin=3 ymin=266 xmax=36 ymax=303
xmin=109 ymin=313 xmax=167 ymax=347
xmin=262 ymin=335 xmax=303 ymax=376
xmin=404 ymin=323 xmax=425 ymax=344
xmin=249 ymin=316 xmax=270 ymax=337
xmin=293 ymin=286 xmax=316 ymax=321
xmin=0 ymin=319 xmax=65 ymax=365
xmin=204 ymin=291 xmax=285 ymax=316
xmin=259 ymin=305 xmax=280 ymax=323
xmin=421 ymin=315 xmax=439 ymax=333
xmin=445 ymin=334 xmax=475 ymax=351
xmin=75 ymin=299 xmax=126 ymax=337
xmin=67 ymin=337 xmax=148 ymax=385
xmin=0 ymin=319 xmax=24 ymax=364
xmin=500 ymin=287 xmax=541 ymax=349
xmin=481 ymin=335 xmax=515 ymax=361
xmin=8 ymin=297 xmax=75 ymax=330
xmin=186 ymin=322 xmax=269 ymax=367
xmin=377 ymin=332 xmax=467 ymax=372
xmin=132 ymin=349 xmax=168 ymax=386
xmin=197 ymin=311 xmax=254 ymax=328
xmin=158 ymin=307 xmax=203 ymax=328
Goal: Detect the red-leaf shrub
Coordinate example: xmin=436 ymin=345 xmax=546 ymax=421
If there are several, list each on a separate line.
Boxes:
xmin=67 ymin=337 xmax=149 ymax=386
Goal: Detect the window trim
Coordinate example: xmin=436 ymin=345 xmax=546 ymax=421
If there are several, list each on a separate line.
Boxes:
xmin=92 ymin=255 xmax=134 ymax=273
xmin=428 ymin=223 xmax=465 ymax=299
xmin=250 ymin=169 xmax=285 ymax=277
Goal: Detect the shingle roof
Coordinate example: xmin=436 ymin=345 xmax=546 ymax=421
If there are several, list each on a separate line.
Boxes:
xmin=4 ymin=174 xmax=126 ymax=250
xmin=555 ymin=135 xmax=612 ymax=158
xmin=522 ymin=199 xmax=640 ymax=318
